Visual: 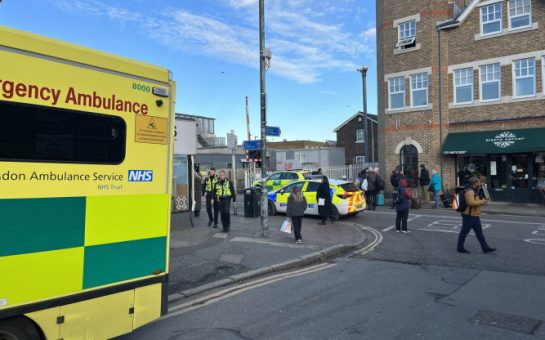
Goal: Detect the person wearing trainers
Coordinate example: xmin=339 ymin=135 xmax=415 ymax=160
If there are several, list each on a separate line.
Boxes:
xmin=286 ymin=186 xmax=307 ymax=244
xmin=394 ymin=178 xmax=412 ymax=233
xmin=203 ymin=168 xmax=219 ymax=228
xmin=457 ymin=177 xmax=496 ymax=254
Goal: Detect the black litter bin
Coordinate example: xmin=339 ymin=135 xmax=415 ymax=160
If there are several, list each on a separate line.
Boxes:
xmin=244 ymin=187 xmax=262 ymax=218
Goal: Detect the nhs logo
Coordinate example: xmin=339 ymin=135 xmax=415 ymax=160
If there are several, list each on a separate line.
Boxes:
xmin=128 ymin=170 xmax=153 ymax=182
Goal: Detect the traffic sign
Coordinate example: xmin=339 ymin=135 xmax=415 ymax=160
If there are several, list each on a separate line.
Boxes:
xmin=243 ymin=140 xmax=262 ymax=150
xmin=266 ymin=126 xmax=281 ymax=137
xmin=227 ymin=132 xmax=237 ymax=150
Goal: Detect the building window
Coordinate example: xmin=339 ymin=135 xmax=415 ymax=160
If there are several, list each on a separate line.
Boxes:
xmin=481 ymin=3 xmax=502 ymax=35
xmin=397 ymin=20 xmax=416 ymax=49
xmin=400 ymin=145 xmax=418 ymax=188
xmin=356 ymin=129 xmax=365 ymax=143
xmin=389 ymin=77 xmax=405 ymax=109
xmin=355 ymin=156 xmax=365 ymax=166
xmin=479 ymin=63 xmax=501 ymax=102
xmin=513 ymin=58 xmax=535 ymax=98
xmin=454 ymin=68 xmax=474 ymax=104
xmin=410 ymin=73 xmax=428 ymax=108
xmin=286 ymin=151 xmax=295 ymax=159
xmin=508 ymin=0 xmax=531 ymax=30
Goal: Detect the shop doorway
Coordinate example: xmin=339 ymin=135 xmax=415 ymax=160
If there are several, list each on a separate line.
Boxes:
xmin=400 ymin=145 xmax=418 ymax=188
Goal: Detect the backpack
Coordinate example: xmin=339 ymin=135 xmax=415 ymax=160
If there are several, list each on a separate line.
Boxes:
xmin=455 ymin=189 xmax=468 ymax=213
xmin=392 ymin=189 xmax=402 ymax=204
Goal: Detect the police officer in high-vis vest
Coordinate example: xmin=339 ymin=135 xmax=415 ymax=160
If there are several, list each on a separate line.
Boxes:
xmin=215 ymin=170 xmax=236 ymax=232
xmin=203 ymin=168 xmax=219 ymax=227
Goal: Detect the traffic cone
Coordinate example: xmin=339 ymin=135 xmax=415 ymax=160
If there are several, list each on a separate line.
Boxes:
xmin=451 ymin=196 xmax=458 ymax=210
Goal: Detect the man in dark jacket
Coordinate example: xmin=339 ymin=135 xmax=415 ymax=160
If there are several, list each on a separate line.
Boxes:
xmin=215 ymin=170 xmax=236 ymax=232
xmin=419 ymin=164 xmax=431 ymax=204
xmin=316 ymin=176 xmax=333 ymax=225
xmin=366 ymin=169 xmax=377 ymax=211
xmin=395 ymin=178 xmax=413 ymax=233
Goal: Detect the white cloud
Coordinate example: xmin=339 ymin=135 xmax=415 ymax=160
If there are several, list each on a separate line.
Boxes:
xmin=51 ymin=0 xmax=374 ymax=84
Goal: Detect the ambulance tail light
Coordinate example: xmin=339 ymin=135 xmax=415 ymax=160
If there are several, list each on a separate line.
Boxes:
xmin=337 ymin=192 xmax=354 ymax=199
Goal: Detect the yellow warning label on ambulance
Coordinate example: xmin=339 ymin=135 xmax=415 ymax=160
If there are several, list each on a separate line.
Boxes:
xmin=135 ymin=115 xmax=168 ymax=145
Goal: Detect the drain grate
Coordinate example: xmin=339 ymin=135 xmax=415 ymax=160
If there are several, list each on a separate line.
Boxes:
xmin=470 ymin=310 xmax=542 ymax=335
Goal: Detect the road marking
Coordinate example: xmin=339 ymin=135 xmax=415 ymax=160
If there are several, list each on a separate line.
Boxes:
xmin=364 ymin=210 xmax=545 ymax=225
xmin=165 ymin=263 xmax=337 ymax=319
xmin=382 ymin=215 xmax=422 ymax=232
xmin=524 ymin=239 xmax=545 ymax=246
xmin=214 ymin=233 xmax=228 ymax=239
xmin=230 ymin=237 xmax=319 ymax=249
xmin=418 ymin=220 xmax=491 ymax=234
xmin=353 ymin=225 xmax=383 ymax=256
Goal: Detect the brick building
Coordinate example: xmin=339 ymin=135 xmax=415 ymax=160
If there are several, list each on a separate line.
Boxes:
xmin=334 ymin=112 xmax=379 ymax=166
xmin=377 ymin=0 xmax=545 ymax=203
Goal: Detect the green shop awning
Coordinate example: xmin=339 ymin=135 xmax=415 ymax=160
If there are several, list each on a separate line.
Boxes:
xmin=443 ymin=128 xmax=545 ymax=155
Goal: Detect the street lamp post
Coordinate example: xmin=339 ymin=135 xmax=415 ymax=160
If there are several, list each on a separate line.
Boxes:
xmin=357 ymin=66 xmax=369 ymax=165
xmin=259 ymin=0 xmax=270 ymax=237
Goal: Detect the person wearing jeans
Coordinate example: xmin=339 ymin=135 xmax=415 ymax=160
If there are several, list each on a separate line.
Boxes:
xmin=287 ymin=186 xmax=307 ymax=244
xmin=394 ymin=178 xmax=413 ymax=233
xmin=429 ymin=169 xmax=442 ymax=209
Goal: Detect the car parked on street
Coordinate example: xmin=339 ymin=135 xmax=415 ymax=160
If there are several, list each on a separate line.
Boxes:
xmin=253 ymin=170 xmax=315 ymax=192
xmin=267 ymin=179 xmax=366 ymax=219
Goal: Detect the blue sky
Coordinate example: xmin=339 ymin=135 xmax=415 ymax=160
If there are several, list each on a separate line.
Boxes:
xmin=0 ymin=0 xmax=377 ymax=142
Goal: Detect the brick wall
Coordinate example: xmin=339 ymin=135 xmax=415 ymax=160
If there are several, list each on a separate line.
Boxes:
xmin=336 ymin=115 xmax=379 ymax=164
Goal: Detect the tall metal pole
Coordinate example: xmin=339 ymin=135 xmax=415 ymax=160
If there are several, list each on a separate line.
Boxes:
xmin=357 ymin=67 xmax=369 ymax=165
xmin=259 ymin=0 xmax=269 ymax=237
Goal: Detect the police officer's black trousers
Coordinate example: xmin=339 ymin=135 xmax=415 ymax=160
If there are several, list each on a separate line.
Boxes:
xmin=219 ymin=197 xmax=231 ymax=231
xmin=457 ymin=215 xmax=490 ymax=251
xmin=206 ymin=193 xmax=219 ymax=224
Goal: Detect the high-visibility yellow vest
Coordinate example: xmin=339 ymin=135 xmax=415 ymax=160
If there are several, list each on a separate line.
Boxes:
xmin=205 ymin=176 xmax=218 ymax=192
xmin=216 ymin=179 xmax=232 ymax=198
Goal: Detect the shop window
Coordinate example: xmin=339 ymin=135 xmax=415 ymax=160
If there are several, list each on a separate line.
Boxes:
xmin=489 ymin=155 xmax=508 ymax=191
xmin=173 ymin=156 xmax=189 ymax=212
xmin=511 ymin=154 xmax=529 ymax=189
xmin=480 ymin=63 xmax=501 ymax=102
xmin=458 ymin=156 xmax=488 ymax=186
xmin=533 ymin=153 xmax=545 ymax=189
xmin=389 ymin=77 xmax=405 ymax=110
xmin=513 ymin=58 xmax=535 ymax=98
xmin=481 ymin=3 xmax=502 ymax=35
xmin=400 ymin=145 xmax=418 ymax=188
xmin=410 ymin=73 xmax=428 ymax=108
xmin=454 ymin=68 xmax=473 ymax=104
xmin=508 ymin=0 xmax=531 ymax=30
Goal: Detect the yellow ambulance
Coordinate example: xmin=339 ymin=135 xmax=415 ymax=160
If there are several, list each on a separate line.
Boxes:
xmin=0 ymin=26 xmax=174 ymax=339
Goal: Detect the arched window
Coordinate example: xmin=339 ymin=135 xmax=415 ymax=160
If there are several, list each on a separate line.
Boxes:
xmin=400 ymin=145 xmax=418 ymax=188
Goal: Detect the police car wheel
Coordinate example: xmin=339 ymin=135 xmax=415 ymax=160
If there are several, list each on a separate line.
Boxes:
xmin=268 ymin=201 xmax=277 ymax=216
xmin=0 ymin=317 xmax=42 ymax=340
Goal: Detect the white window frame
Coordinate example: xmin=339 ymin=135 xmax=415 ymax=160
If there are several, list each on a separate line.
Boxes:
xmin=397 ymin=20 xmax=416 ymax=48
xmin=508 ymin=0 xmax=532 ymax=31
xmin=388 ymin=76 xmax=405 ymax=110
xmin=355 ymin=156 xmax=365 ymax=165
xmin=513 ymin=58 xmax=536 ymax=99
xmin=356 ymin=129 xmax=365 ymax=143
xmin=480 ymin=3 xmax=503 ymax=36
xmin=454 ymin=68 xmax=474 ymax=104
xmin=479 ymin=63 xmax=501 ymax=102
xmin=410 ymin=73 xmax=428 ymax=108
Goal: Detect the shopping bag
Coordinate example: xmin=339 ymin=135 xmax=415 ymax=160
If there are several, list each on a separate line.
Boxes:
xmin=280 ymin=219 xmax=292 ymax=234
xmin=318 ymin=198 xmax=325 ymax=206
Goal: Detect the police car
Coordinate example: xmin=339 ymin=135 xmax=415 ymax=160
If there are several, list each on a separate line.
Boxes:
xmin=253 ymin=170 xmax=313 ymax=192
xmin=267 ymin=179 xmax=366 ymax=220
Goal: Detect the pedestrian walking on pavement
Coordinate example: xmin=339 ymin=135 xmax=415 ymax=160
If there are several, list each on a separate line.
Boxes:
xmin=419 ymin=164 xmax=431 ymax=204
xmin=287 ymin=186 xmax=307 ymax=244
xmin=430 ymin=169 xmax=442 ymax=209
xmin=457 ymin=177 xmax=496 ymax=254
xmin=395 ymin=178 xmax=413 ymax=233
xmin=215 ymin=170 xmax=236 ymax=233
xmin=203 ymin=168 xmax=219 ymax=227
xmin=366 ymin=169 xmax=377 ymax=210
xmin=317 ymin=176 xmax=332 ymax=225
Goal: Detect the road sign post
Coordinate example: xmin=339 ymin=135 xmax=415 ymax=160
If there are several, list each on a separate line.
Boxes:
xmin=227 ymin=131 xmax=238 ymax=214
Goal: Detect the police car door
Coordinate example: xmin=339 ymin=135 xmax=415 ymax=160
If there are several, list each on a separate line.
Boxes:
xmin=303 ymin=181 xmax=320 ymax=215
xmin=276 ymin=181 xmax=305 ymax=213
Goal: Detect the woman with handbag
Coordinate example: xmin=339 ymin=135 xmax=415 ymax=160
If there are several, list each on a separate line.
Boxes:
xmin=287 ymin=186 xmax=307 ymax=244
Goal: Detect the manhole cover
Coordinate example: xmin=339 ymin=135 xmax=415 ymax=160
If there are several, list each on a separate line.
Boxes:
xmin=470 ymin=310 xmax=542 ymax=335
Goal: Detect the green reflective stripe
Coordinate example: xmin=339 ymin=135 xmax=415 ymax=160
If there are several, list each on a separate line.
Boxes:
xmin=0 ymin=197 xmax=85 ymax=257
xmin=83 ymin=237 xmax=167 ymax=289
